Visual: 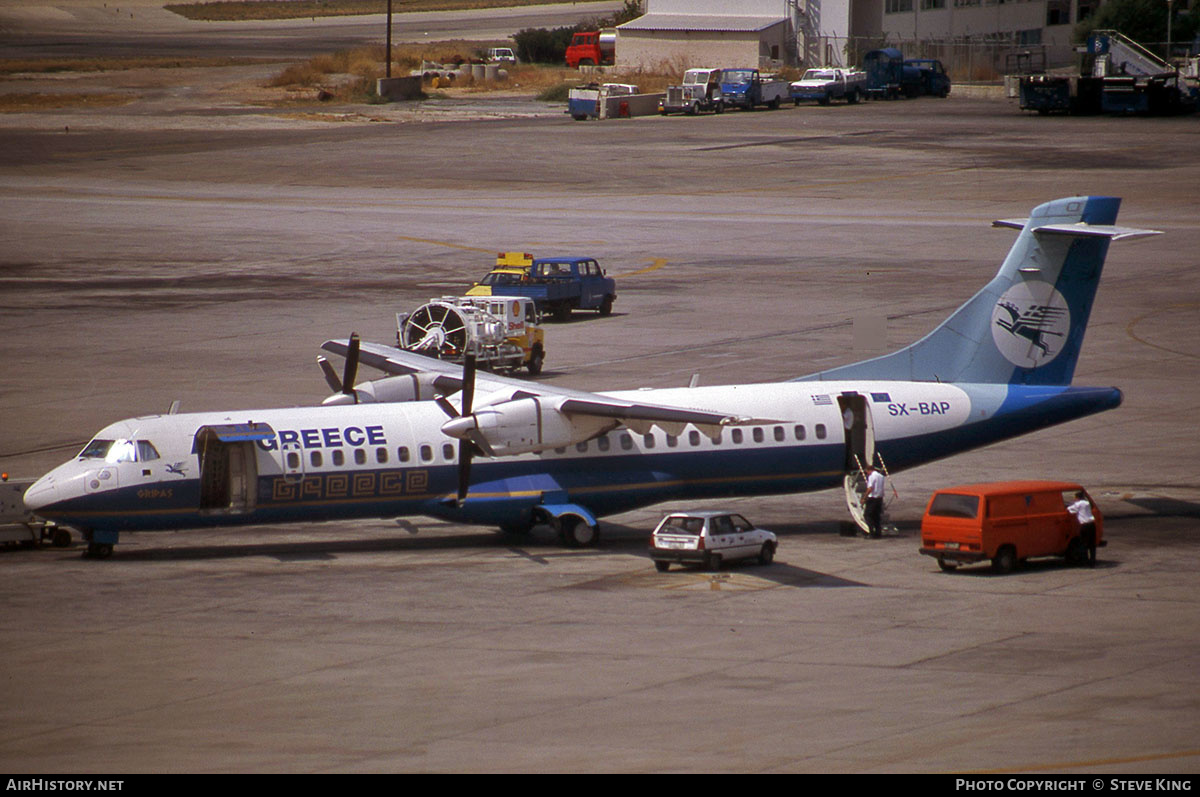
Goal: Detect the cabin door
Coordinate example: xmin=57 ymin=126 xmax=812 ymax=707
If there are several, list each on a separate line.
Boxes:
xmin=195 ymin=426 xmax=269 ymax=515
xmin=837 ymin=392 xmax=876 ymax=533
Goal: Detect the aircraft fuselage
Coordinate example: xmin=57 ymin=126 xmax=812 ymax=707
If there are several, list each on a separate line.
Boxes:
xmin=24 ymin=379 xmax=1120 ymax=538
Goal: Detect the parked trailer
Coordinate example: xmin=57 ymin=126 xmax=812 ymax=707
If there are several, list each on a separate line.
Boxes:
xmin=567 ymin=82 xmax=639 ymax=120
xmin=1018 ymin=74 xmax=1103 ymax=115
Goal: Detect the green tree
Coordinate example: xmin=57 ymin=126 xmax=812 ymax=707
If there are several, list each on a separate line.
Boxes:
xmin=1074 ymin=0 xmax=1200 ymax=46
xmin=513 ymin=25 xmax=577 ymax=64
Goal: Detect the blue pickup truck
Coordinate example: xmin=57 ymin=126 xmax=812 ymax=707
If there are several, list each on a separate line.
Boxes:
xmin=717 ymin=68 xmax=789 ymax=110
xmin=468 ymin=256 xmax=617 ymax=321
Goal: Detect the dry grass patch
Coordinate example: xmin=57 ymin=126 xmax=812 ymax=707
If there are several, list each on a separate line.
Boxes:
xmin=265 ymin=45 xmax=686 ymax=105
xmin=265 ymin=46 xmax=395 ymax=102
xmin=0 ymin=93 xmax=133 ymax=112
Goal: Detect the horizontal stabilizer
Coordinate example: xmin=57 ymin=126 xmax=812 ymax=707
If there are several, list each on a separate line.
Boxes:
xmin=993 ymin=219 xmax=1161 ymax=241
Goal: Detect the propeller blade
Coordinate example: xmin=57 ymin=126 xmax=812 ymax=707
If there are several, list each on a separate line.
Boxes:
xmin=317 ymin=356 xmax=342 ymax=393
xmin=456 ymin=354 xmax=477 ymax=504
xmin=461 ymin=354 xmax=476 ymax=414
xmin=457 ymin=441 xmax=472 ymax=503
xmin=434 ymin=395 xmax=460 ymax=420
xmin=341 ymin=333 xmax=360 ymax=400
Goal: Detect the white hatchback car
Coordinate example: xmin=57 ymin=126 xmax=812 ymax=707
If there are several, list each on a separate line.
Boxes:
xmin=650 ymin=510 xmax=778 ymax=572
xmin=486 ymin=47 xmax=517 ymax=64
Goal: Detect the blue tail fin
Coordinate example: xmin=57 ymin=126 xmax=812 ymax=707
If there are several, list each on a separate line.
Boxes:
xmin=798 ymin=196 xmax=1158 ymax=386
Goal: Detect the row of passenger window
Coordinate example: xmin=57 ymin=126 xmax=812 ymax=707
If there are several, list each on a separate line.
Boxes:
xmin=561 ymin=423 xmax=828 ymax=455
xmin=284 ymin=423 xmax=828 ymax=470
xmin=286 ymin=443 xmax=457 ymax=470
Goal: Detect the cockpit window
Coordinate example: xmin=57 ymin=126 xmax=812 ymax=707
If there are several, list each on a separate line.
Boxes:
xmin=78 ymin=438 xmax=159 ymax=463
xmin=106 ymin=439 xmax=137 ymax=463
xmin=80 ymin=439 xmax=115 ymax=459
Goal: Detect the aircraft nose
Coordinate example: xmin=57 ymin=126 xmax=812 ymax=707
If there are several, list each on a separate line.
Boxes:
xmin=22 ymin=474 xmax=58 ymax=514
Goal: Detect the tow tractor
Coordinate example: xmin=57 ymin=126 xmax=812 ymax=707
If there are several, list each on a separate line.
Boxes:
xmin=397 ymin=294 xmax=545 ymax=375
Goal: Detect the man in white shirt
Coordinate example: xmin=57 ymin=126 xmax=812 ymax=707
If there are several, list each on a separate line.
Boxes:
xmin=862 ymin=465 xmax=885 ymax=538
xmin=1067 ymin=491 xmax=1097 ymax=566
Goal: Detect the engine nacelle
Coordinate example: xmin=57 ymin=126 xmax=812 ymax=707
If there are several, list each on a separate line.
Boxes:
xmin=324 ymin=373 xmax=445 ymax=405
xmin=444 ymin=397 xmax=615 ymax=456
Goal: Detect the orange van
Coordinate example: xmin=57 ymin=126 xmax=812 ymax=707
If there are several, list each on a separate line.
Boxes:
xmin=919 ymin=481 xmax=1103 ymax=573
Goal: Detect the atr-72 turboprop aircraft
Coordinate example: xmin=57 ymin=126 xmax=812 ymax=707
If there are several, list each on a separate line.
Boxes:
xmin=24 ymin=197 xmax=1157 ymax=557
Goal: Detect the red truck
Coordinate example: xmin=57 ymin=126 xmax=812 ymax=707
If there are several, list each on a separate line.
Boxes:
xmin=565 ymin=29 xmax=615 ymax=68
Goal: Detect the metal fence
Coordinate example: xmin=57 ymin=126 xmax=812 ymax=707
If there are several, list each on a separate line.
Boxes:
xmin=809 ymin=35 xmax=1072 ymax=81
xmin=809 ymin=35 xmax=1194 ymax=81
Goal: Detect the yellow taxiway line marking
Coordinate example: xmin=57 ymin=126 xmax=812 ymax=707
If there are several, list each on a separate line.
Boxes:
xmin=1125 ymin=302 xmax=1200 ymax=358
xmin=395 ymin=236 xmax=494 ymax=254
xmin=616 ymin=257 xmax=668 ymax=277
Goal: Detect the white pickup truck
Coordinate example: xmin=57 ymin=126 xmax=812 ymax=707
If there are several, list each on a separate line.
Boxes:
xmin=790 ymin=67 xmax=868 ymax=105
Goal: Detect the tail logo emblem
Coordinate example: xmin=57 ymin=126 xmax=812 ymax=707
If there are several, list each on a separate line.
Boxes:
xmin=991 ymin=281 xmax=1071 ymax=368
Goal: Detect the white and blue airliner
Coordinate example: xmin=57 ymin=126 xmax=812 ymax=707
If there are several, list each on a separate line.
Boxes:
xmin=24 ymin=197 xmax=1158 ymax=557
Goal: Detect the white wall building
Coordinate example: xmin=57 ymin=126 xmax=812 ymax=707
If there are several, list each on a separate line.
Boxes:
xmin=805 ymin=0 xmax=1105 ymax=69
xmin=616 ymin=0 xmax=798 ymax=71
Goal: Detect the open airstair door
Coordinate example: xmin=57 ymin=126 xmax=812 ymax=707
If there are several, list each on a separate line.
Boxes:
xmin=837 ymin=393 xmax=875 ymax=533
xmin=193 ymin=423 xmax=273 ymax=514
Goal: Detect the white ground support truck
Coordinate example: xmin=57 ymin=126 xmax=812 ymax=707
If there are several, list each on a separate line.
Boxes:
xmin=0 ymin=477 xmax=68 ymax=548
xmin=397 ymin=295 xmax=546 ymax=374
xmin=659 ymin=68 xmax=725 ymax=114
xmin=790 ymin=68 xmax=868 ymax=105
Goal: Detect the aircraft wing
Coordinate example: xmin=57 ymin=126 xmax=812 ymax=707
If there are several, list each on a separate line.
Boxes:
xmin=323 ymin=338 xmax=583 ymax=397
xmin=320 ymin=338 xmax=752 ymax=438
xmin=322 ymin=338 xmax=471 ymax=393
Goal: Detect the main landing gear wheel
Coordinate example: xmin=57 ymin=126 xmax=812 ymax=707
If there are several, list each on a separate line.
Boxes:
xmin=559 ymin=516 xmax=598 ymax=548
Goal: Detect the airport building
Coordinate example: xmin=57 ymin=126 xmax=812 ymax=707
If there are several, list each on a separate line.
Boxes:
xmin=615 ymin=0 xmax=1167 ymax=73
